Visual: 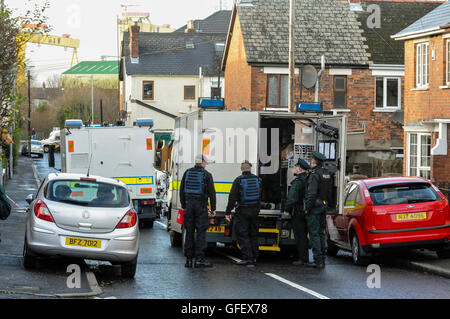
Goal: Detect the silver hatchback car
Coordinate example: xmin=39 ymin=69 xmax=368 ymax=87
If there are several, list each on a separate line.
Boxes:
xmin=24 ymin=173 xmax=139 ymax=278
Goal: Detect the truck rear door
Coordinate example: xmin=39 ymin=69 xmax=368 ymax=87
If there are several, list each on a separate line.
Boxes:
xmin=201 ymin=111 xmax=259 ymax=212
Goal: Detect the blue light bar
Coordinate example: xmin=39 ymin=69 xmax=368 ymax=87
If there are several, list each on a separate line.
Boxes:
xmin=298 ymin=103 xmax=322 ymax=112
xmin=65 ymin=119 xmax=83 ymax=128
xmin=136 ymin=118 xmax=154 ymax=128
xmin=198 ymin=98 xmax=225 ymax=109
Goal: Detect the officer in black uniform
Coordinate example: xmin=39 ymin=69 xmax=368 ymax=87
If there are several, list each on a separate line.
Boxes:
xmin=283 ymin=158 xmax=311 ymax=266
xmin=304 ymin=151 xmax=328 ymax=269
xmin=180 ymin=155 xmax=216 ymax=268
xmin=225 ymin=160 xmax=261 ymax=267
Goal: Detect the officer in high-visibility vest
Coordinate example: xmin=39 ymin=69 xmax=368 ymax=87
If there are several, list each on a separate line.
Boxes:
xmin=225 ymin=160 xmax=262 ymax=267
xmin=304 ymin=151 xmax=328 ymax=269
xmin=180 ymin=155 xmax=216 ymax=268
xmin=283 ymin=158 xmax=311 ymax=266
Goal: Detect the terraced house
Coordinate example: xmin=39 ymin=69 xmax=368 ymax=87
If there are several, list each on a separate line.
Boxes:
xmin=392 ymin=1 xmax=450 ymax=196
xmin=222 ymin=0 xmax=443 ymax=176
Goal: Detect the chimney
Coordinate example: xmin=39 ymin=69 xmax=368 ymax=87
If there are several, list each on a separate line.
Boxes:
xmin=129 ymin=23 xmax=140 ymax=63
xmin=185 ymin=20 xmax=196 ymax=34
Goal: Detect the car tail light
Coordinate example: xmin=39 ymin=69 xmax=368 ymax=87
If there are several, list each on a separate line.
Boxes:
xmin=117 ymin=209 xmax=137 ymax=229
xmin=34 ymin=200 xmax=54 ymax=222
xmin=80 ymin=177 xmax=97 ymax=182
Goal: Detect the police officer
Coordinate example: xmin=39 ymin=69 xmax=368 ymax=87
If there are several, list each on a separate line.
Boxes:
xmin=180 ymin=155 xmax=216 ymax=268
xmin=225 ymin=160 xmax=261 ymax=267
xmin=304 ymin=151 xmax=328 ymax=269
xmin=283 ymin=158 xmax=311 ymax=266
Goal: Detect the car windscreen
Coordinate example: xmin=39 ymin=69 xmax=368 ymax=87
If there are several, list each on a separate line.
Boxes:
xmin=46 ymin=180 xmax=130 ymax=208
xmin=31 ymin=141 xmax=41 ymax=145
xmin=369 ymin=183 xmax=440 ymax=206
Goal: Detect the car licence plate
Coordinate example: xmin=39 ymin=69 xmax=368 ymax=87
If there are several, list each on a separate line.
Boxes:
xmin=395 ymin=212 xmax=427 ymax=221
xmin=207 ymin=226 xmax=225 ymax=233
xmin=65 ymin=237 xmax=101 ymax=249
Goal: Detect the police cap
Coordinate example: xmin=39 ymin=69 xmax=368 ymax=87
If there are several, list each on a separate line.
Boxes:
xmin=295 ymin=158 xmax=311 ymax=170
xmin=312 ymin=151 xmax=327 ymax=162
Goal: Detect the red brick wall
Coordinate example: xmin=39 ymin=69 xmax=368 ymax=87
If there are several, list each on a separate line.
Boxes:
xmin=227 ymin=66 xmax=404 ymax=147
xmin=224 ymin=14 xmax=252 ymax=110
xmin=402 ymin=33 xmax=450 ymax=187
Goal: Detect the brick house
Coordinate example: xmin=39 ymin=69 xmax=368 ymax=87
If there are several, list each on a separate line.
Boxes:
xmin=392 ymin=1 xmax=450 ymax=195
xmin=222 ymin=0 xmax=442 ymax=176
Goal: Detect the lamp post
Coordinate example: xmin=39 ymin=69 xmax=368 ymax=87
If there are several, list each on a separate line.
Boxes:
xmin=76 ymin=75 xmax=94 ymax=125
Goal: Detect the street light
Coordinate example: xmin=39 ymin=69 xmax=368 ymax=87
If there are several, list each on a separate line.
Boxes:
xmin=76 ymin=75 xmax=94 ymax=126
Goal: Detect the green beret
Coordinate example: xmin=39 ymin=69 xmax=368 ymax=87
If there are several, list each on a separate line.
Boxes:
xmin=312 ymin=151 xmax=327 ymax=162
xmin=295 ymin=158 xmax=311 ymax=170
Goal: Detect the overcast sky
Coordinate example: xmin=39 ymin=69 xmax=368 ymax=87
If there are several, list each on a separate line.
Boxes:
xmin=8 ymin=0 xmax=233 ymax=84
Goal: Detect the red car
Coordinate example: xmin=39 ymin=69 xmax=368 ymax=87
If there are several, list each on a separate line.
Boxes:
xmin=326 ymin=177 xmax=450 ymax=265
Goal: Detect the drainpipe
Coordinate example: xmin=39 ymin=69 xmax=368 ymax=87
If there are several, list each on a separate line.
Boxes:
xmin=199 ymin=66 xmax=203 ymax=101
xmin=348 ymin=121 xmax=367 ymax=135
xmin=314 ymin=55 xmax=325 ymax=103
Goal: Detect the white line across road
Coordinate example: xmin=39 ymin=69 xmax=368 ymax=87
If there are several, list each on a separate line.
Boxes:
xmin=265 ymin=273 xmax=330 ymax=299
xmin=222 ymin=254 xmax=329 ymax=300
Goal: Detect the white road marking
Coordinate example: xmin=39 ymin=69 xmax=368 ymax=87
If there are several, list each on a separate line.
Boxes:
xmin=155 ymin=221 xmax=167 ymax=229
xmin=223 ymin=254 xmax=242 ymax=263
xmin=265 ymin=273 xmax=330 ymax=299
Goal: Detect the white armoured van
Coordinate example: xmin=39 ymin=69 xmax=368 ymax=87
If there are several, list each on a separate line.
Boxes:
xmin=167 ymin=108 xmax=348 ymax=252
xmin=61 ymin=119 xmax=159 ymax=227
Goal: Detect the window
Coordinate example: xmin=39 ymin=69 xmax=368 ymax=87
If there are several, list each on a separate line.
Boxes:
xmin=369 ymin=183 xmax=440 ymax=206
xmin=211 ymin=87 xmax=221 ymax=99
xmin=344 ymin=184 xmax=360 ymax=207
xmin=446 ymin=39 xmax=450 ymax=85
xmin=333 ymin=76 xmax=347 ymax=107
xmin=143 ymin=81 xmax=154 ymax=100
xmin=267 ymin=74 xmax=288 ymax=107
xmin=416 ymin=42 xmax=429 ymax=88
xmin=407 ymin=133 xmax=431 ymax=179
xmin=375 ymin=77 xmax=401 ymax=109
xmin=184 ymin=86 xmax=195 ymax=100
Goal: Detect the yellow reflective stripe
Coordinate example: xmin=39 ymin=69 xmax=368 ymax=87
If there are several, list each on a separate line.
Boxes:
xmin=114 ymin=177 xmax=153 ymax=185
xmin=170 ymin=181 xmax=232 ymax=193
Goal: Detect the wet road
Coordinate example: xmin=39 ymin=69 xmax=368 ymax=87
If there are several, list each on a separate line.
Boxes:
xmin=2 ymin=154 xmax=448 ymax=299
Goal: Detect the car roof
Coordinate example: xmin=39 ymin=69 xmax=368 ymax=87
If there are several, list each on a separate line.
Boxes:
xmin=357 ymin=176 xmax=430 ymax=188
xmin=46 ymin=173 xmax=127 ymax=187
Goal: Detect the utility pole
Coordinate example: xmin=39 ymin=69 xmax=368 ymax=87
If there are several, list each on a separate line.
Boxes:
xmin=288 ymin=0 xmax=295 ymax=113
xmin=91 ymin=75 xmax=94 ymax=125
xmin=27 ymin=70 xmax=31 ymax=158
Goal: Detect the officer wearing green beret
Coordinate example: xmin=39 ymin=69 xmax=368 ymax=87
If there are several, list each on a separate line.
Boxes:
xmin=283 ymin=158 xmax=311 ymax=265
xmin=304 ymin=151 xmax=328 ymax=269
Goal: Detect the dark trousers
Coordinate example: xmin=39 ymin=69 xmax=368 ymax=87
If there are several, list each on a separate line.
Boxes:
xmin=235 ymin=208 xmax=259 ymax=261
xmin=184 ymin=199 xmax=208 ymax=259
xmin=306 ymin=206 xmax=327 ymax=265
xmin=292 ymin=209 xmax=309 ymax=263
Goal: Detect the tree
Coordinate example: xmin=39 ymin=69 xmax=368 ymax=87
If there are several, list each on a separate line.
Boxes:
xmin=0 ymin=1 xmax=50 ymax=129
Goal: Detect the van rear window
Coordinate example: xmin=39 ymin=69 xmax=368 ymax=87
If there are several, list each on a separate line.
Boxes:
xmin=369 ymin=183 xmax=440 ymax=206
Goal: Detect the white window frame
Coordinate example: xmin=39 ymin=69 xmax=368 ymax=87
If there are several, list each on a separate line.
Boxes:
xmin=375 ymin=77 xmax=401 ymax=109
xmin=407 ymin=132 xmax=431 ymax=179
xmin=446 ymin=39 xmax=450 ymax=86
xmin=416 ymin=42 xmax=429 ymax=89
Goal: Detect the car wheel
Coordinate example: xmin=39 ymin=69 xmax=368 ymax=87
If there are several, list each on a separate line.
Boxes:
xmin=23 ymin=239 xmax=40 ymax=270
xmin=436 ymin=249 xmax=450 ymax=259
xmin=121 ymin=256 xmax=137 ymax=279
xmin=351 ymin=234 xmax=370 ymax=266
xmin=169 ymin=230 xmax=182 ymax=247
xmin=43 ymin=145 xmax=49 ymax=153
xmin=326 ymin=238 xmax=340 ymax=257
xmin=146 ymin=219 xmax=154 ymax=229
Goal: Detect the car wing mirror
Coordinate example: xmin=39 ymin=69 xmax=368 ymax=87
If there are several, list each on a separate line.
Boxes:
xmin=25 ymin=194 xmax=35 ymax=205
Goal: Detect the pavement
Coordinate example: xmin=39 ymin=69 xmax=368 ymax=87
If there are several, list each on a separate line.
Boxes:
xmin=0 ymin=154 xmax=100 ymax=298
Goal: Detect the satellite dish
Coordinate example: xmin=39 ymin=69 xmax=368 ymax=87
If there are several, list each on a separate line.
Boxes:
xmin=301 ymin=65 xmax=318 ymax=89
